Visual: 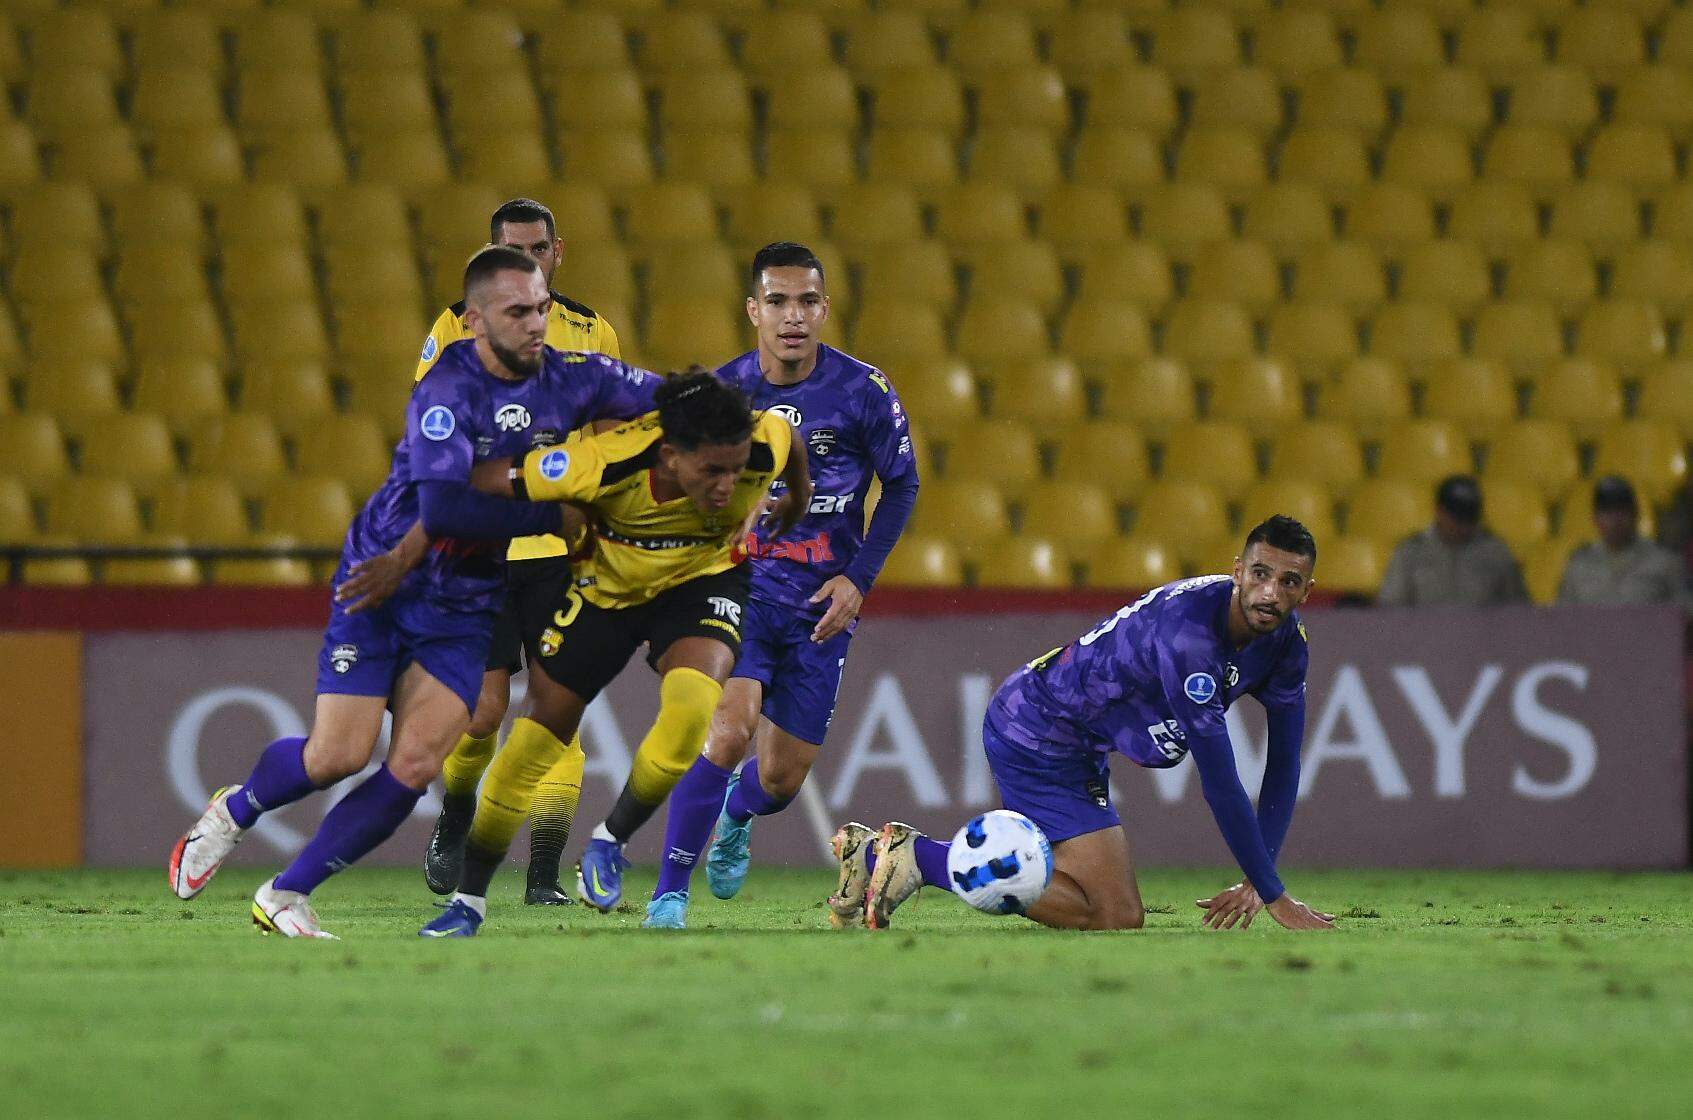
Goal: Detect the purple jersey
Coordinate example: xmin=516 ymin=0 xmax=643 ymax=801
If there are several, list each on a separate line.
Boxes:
xmin=715 ymin=346 xmax=917 ymax=617
xmin=341 ymin=342 xmax=662 ymax=614
xmin=990 ymin=576 xmax=1309 ymax=766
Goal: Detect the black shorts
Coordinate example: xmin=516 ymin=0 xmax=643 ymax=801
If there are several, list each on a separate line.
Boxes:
xmin=531 ymin=565 xmax=751 ymax=700
xmin=486 ymin=555 xmax=576 ymax=674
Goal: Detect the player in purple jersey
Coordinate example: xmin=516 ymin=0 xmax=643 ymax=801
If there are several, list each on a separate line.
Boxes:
xmin=832 ymin=517 xmax=1337 ymax=933
xmin=164 ymin=247 xmax=661 ymax=938
xmin=642 ymin=243 xmax=920 ymax=928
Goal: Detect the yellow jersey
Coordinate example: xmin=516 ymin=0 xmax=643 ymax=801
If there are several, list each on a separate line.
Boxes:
xmin=416 ymin=289 xmax=622 ymax=561
xmin=520 ymin=410 xmax=793 ymax=610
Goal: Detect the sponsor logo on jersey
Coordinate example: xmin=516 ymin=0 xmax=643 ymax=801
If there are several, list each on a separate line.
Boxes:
xmin=1184 ymin=672 xmax=1218 ymax=704
xmin=495 ymin=404 xmax=532 ymax=432
xmin=330 ymin=644 xmax=359 ymax=674
xmin=1225 ymin=663 xmax=1240 ymax=689
xmin=808 ymin=493 xmax=852 ymax=514
xmin=420 ymin=336 xmax=437 ymax=362
xmin=868 ymin=372 xmax=890 ymax=394
xmin=538 ymin=448 xmax=569 ymax=480
xmin=807 ymin=427 xmax=837 ymax=457
xmin=897 ymin=435 xmax=912 ymax=457
xmin=420 ymin=405 xmax=456 ymax=441
xmin=1147 ymin=719 xmax=1188 ymax=762
xmin=529 ymin=428 xmax=559 ymax=449
xmin=742 ymin=531 xmax=834 ymax=564
xmin=770 ymin=404 xmax=803 ymax=427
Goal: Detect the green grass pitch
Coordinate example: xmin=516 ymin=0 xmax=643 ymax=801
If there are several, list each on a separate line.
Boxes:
xmin=2 ymin=867 xmax=1689 ymax=1119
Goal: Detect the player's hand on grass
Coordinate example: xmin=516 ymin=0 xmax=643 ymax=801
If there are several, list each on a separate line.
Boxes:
xmin=1265 ymin=894 xmax=1336 ymax=931
xmin=809 ymin=575 xmax=864 ymax=643
xmin=1196 ymin=881 xmax=1263 ymax=930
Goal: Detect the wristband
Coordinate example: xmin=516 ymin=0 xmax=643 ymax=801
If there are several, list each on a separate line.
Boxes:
xmin=509 ymin=464 xmax=529 ymax=501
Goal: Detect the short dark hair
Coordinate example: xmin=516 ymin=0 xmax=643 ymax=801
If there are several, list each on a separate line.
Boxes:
xmin=490 ymin=198 xmax=556 ymax=242
xmin=1593 ymin=475 xmax=1638 ymax=513
xmin=750 ymin=241 xmax=825 ymax=293
xmin=655 ymin=369 xmax=754 ymax=451
xmin=1435 ymin=475 xmax=1483 ymax=523
xmin=463 ymin=244 xmax=540 ymax=302
xmin=1243 ymin=515 xmax=1317 ymax=566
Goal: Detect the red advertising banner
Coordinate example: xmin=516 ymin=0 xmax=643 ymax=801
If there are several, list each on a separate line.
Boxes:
xmin=68 ymin=604 xmax=1686 ymax=876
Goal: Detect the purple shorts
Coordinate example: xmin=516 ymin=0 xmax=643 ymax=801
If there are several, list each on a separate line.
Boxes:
xmin=315 ymin=565 xmax=493 ymax=715
xmin=983 ymin=711 xmax=1120 ymax=844
xmin=730 ymin=596 xmax=854 ymax=746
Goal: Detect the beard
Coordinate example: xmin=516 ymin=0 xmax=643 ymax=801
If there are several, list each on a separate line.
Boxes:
xmin=491 ymin=337 xmax=542 ymax=378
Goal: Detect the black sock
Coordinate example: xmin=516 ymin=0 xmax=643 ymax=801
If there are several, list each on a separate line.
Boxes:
xmin=457 ymin=842 xmax=503 ymax=898
xmin=603 ymin=782 xmax=661 ymax=844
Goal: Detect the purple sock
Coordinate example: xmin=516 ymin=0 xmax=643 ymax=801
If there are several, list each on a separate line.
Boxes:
xmin=227 ymin=737 xmax=315 ymax=829
xmin=653 ymin=756 xmax=734 ymax=899
xmin=273 ymin=766 xmax=423 ymax=895
xmin=723 ymin=758 xmax=793 ymax=824
xmin=914 ymin=835 xmax=951 ymax=891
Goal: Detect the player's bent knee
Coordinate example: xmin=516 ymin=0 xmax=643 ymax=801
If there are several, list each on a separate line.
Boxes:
xmin=1090 ymin=900 xmax=1146 ymax=931
xmin=302 ymin=733 xmax=372 ymax=785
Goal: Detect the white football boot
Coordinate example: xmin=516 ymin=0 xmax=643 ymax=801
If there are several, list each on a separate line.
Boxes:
xmin=168 ymin=786 xmax=247 ymax=900
xmin=864 ymin=822 xmax=927 ymax=930
xmin=251 ymin=879 xmax=339 ymax=940
xmin=825 ymin=822 xmax=876 ymax=929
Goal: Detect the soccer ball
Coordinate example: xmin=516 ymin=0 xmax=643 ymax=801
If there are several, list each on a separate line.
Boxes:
xmin=946 ymin=810 xmax=1054 ymax=915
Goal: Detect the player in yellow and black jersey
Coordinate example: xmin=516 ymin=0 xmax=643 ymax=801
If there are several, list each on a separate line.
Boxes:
xmin=418 ymin=372 xmax=811 ymax=934
xmin=417 ymin=198 xmax=627 ymax=907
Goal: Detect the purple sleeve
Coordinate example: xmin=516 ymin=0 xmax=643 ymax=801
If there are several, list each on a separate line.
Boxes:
xmin=586 ymin=355 xmax=664 ymax=422
xmin=1188 ymin=730 xmax=1286 ymax=902
xmin=841 ymin=373 xmax=921 ymax=593
xmin=406 ymin=375 xmax=475 ymax=482
xmin=844 ymin=474 xmax=917 ymax=595
xmin=1257 ymin=702 xmax=1304 ymax=865
xmin=417 ymin=480 xmax=563 ymax=541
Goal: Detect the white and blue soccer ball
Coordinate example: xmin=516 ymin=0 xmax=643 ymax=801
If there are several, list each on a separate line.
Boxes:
xmin=946 ymin=810 xmax=1054 ymax=915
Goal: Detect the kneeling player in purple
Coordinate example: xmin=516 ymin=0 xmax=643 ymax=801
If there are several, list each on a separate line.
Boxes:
xmin=644 ymin=243 xmax=919 ymax=929
xmin=165 ymin=246 xmax=663 ymax=938
xmin=833 ymin=517 xmax=1336 ymax=932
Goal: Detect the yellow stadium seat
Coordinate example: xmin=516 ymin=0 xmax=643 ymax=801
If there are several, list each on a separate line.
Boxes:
xmin=1313 ymin=535 xmax=1385 ymax=596
xmin=1613 ymin=67 xmax=1693 ymax=143
xmin=1160 ymin=421 xmax=1258 ymax=498
xmin=29 ymin=9 xmax=121 ymax=77
xmin=1398 ymin=240 xmax=1492 ymax=311
xmin=1265 ymin=302 xmax=1358 ymax=377
xmin=1162 ymin=300 xmax=1255 ymax=373
xmin=954 ymin=297 xmax=1051 ymax=376
xmin=232 ymin=11 xmax=321 ymax=75
xmin=897 ymin=362 xmax=979 ymax=435
xmin=968 ymin=241 xmax=1064 ymax=316
xmin=46 ymin=477 xmax=143 ymax=544
xmin=115 ymin=246 xmax=211 ymax=309
xmin=1346 ymin=479 xmax=1433 ymax=547
xmin=107 ymin=183 xmax=206 ymax=255
xmin=870 ymin=68 xmax=965 ymax=135
xmin=1097 ymin=358 xmax=1197 ymax=427
xmin=353 ymin=130 xmax=451 ymax=187
xmin=976 ymin=537 xmax=1072 ymax=589
xmin=131 ymin=71 xmax=223 ymax=133
xmin=148 ymin=124 xmax=243 ymax=189
xmin=26 ymin=68 xmax=118 ymax=137
xmin=1152 ymin=9 xmax=1242 ymax=82
xmin=1174 ymin=127 xmax=1267 ymax=203
xmin=1294 ymin=68 xmax=1387 ymax=137
xmin=1611 ymin=243 xmax=1693 ymax=313
xmin=1049 ymin=420 xmax=1151 ymax=501
xmin=210 ymin=533 xmax=313 ymax=588
xmin=77 ymin=413 xmax=179 ymax=491
xmin=557 ymin=129 xmax=653 ymax=189
xmin=1355 ymin=11 xmax=1445 ymax=82
xmin=24 ymin=299 xmax=126 ymax=368
xmin=1529 ymin=358 xmax=1623 ymax=441
xmin=907 ymin=478 xmax=1011 ymax=558
xmin=1483 ymin=126 xmax=1572 ymax=196
xmin=334 ymin=10 xmax=427 ymax=73
xmin=657 ymin=70 xmax=751 ymax=133
xmin=1636 ymin=362 xmax=1693 ymax=440
xmin=1472 ymin=301 xmax=1564 ymax=377
xmin=1256 ymin=11 xmax=1344 ymax=78
xmin=411 ymin=183 xmax=507 ymax=252
xmin=7 ymin=183 xmax=101 ymax=253
xmin=1367 ymin=303 xmax=1461 ymax=374
xmin=1208 ymin=358 xmax=1304 ymax=437
xmin=1400 ymin=67 xmax=1493 ymax=141
xmin=231 ymin=301 xmax=329 ymax=366
xmin=1019 ymin=480 xmax=1118 ymax=549
xmin=1507 ymin=66 xmax=1598 ymax=137
xmin=1267 ymin=420 xmax=1364 ymax=497
xmin=1345 ymin=183 xmax=1436 ymax=250
xmin=951 ymin=11 xmax=1040 ymax=78
xmin=1554 ymin=9 xmax=1645 ymax=84
xmin=1651 ymin=183 xmax=1693 ymax=245
xmin=1520 ymin=539 xmax=1573 ymax=606
xmin=0 ymin=476 xmax=37 ymax=543
xmin=1501 ymin=239 xmax=1596 ymax=315
xmin=544 ymin=69 xmax=645 ymax=134
xmin=663 ymin=132 xmax=756 ymax=196
xmin=341 ymin=71 xmax=435 ymax=137
xmin=1187 ymin=241 xmax=1280 ymax=310
xmin=1240 ymin=478 xmax=1338 ymax=541
xmin=1039 ymin=185 xmax=1128 ymax=264
xmin=1132 ymin=482 xmax=1231 ymax=565
xmin=843 ymin=12 xmax=938 ymax=75
xmin=291 ymin=416 xmax=391 ymax=499
xmin=1084 ymin=67 xmax=1178 ymax=136
xmin=1278 ymin=127 xmax=1371 ymax=198
xmin=1593 ymin=420 xmax=1688 ymax=504
xmin=222 ymin=244 xmax=315 ymax=310
xmin=53 ymin=125 xmax=144 ymax=188
xmin=866 ymin=128 xmax=957 ymax=195
xmin=650 ymin=242 xmax=735 ymax=308
xmin=1317 ymin=356 xmax=1412 ymax=438
xmin=1422 ymin=358 xmax=1517 ymax=441
xmin=934 ymin=185 xmax=1027 ymax=258
xmin=1380 ymin=126 xmax=1474 ymax=201
xmin=1575 ymin=300 xmax=1667 ymax=375
xmin=188 ymin=413 xmax=288 ymax=494
xmin=850 ymin=303 xmax=947 ymax=370
xmin=856 ymin=240 xmax=955 ymax=314
xmin=877 ymin=534 xmax=964 ymax=588
xmin=1076 ymin=243 xmax=1174 ymax=311
xmin=1139 ymin=184 xmax=1233 ymax=256
xmin=832 ymin=188 xmax=927 ymax=262
xmin=1659 ymin=9 xmax=1693 ymax=68
xmin=741 ymin=11 xmax=832 ymax=79
xmin=0 ymin=118 xmax=39 ymax=187
xmin=1484 ymin=419 xmax=1581 ymax=499
xmin=1051 ymin=11 xmax=1134 ymax=85
xmin=250 ymin=129 xmax=347 ymax=187
xmin=1242 ymin=183 xmax=1335 ymax=255
xmin=242 ymin=361 xmax=336 ymax=437
xmin=1588 ymin=125 xmax=1678 ymax=190
xmin=132 ymin=358 xmax=228 ymax=436
xmin=237 ymin=71 xmax=332 ymax=135
xmin=969 ymin=128 xmax=1062 ymax=198
xmin=1085 ymin=535 xmax=1181 ymax=590
xmin=763 ymin=68 xmax=856 ymax=133
xmin=531 ymin=7 xmax=630 ymax=69
xmin=261 ymin=476 xmax=356 ymax=549
xmin=766 ymin=128 xmax=856 ymax=190
xmin=0 ymin=414 xmax=69 ymax=495
xmin=622 ymin=183 xmax=719 ymax=254
xmin=638 ymin=11 xmax=729 ymax=72
xmin=19 ymin=542 xmax=92 ymax=587
xmin=1379 ymin=419 xmax=1473 ymax=488
xmin=988 ymin=358 xmax=1085 ymax=426
xmin=22 ymin=359 xmax=120 ymax=421
xmin=430 ymin=9 xmax=524 ymax=72
xmin=1192 ymin=68 xmax=1283 ymax=138
xmin=1456 ymin=7 xmax=1544 ymax=82
xmin=642 ymin=299 xmax=744 ymax=370
xmin=1546 ymin=181 xmax=1638 ymax=252
xmin=101 ymin=536 xmax=202 ymax=588
xmin=1069 ymin=126 xmax=1164 ymax=195
xmin=7 ymin=248 xmax=104 ymax=308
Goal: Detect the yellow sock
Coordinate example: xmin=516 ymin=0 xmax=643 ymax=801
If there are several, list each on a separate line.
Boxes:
xmin=467 ymin=718 xmax=568 ymax=857
xmin=440 ymin=731 xmax=498 ymax=799
xmin=628 ymin=667 xmax=722 ymax=806
xmin=527 ymin=733 xmax=585 ymax=870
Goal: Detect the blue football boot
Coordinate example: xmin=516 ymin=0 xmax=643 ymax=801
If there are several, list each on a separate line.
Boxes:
xmin=576 ymin=838 xmax=629 ymax=912
xmin=706 ymin=776 xmax=752 ymax=900
xmin=418 ymin=899 xmax=483 ymax=938
xmin=642 ymin=890 xmax=689 ymax=929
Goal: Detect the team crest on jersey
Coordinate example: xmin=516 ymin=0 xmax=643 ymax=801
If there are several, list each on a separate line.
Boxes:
xmin=330 ymin=644 xmax=359 ymax=674
xmin=528 ymin=428 xmax=559 ymax=450
xmin=538 ymin=628 xmax=562 ymax=658
xmin=420 ymin=336 xmax=437 ymax=362
xmin=1225 ymin=663 xmax=1240 ymax=689
xmin=495 ymin=404 xmax=532 ymax=432
xmin=770 ymin=404 xmax=803 ymax=427
xmin=807 ymin=427 xmax=837 ymax=457
xmin=1184 ymin=672 xmax=1218 ymax=704
xmin=707 ymin=596 xmax=743 ymax=625
xmin=420 ymin=405 xmax=456 ymax=441
xmin=538 ymin=449 xmax=569 ymax=480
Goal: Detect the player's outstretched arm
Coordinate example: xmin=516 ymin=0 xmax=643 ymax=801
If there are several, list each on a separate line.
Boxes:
xmin=336 ymin=520 xmax=429 ymax=613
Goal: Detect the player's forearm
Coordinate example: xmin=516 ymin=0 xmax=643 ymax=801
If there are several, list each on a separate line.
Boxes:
xmin=844 ymin=472 xmax=919 ymax=595
xmin=417 ymin=479 xmax=563 ymax=540
xmin=1257 ymin=704 xmax=1305 ymax=864
xmin=1190 ymin=731 xmax=1286 ymax=903
xmin=395 ymin=520 xmax=430 ymax=567
xmin=468 ymin=457 xmax=516 ymax=498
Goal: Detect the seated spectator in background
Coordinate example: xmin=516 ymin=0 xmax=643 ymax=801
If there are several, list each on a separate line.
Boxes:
xmin=1378 ymin=475 xmax=1528 ymax=607
xmin=1557 ymin=477 xmax=1687 ymax=607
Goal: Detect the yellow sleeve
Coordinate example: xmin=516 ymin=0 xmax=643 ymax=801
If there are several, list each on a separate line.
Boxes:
xmin=414 ymin=307 xmax=466 ymax=384
xmin=523 ymin=438 xmax=604 ymax=503
xmin=596 ymin=316 xmax=622 ymax=361
xmin=758 ymin=409 xmax=793 ymax=478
